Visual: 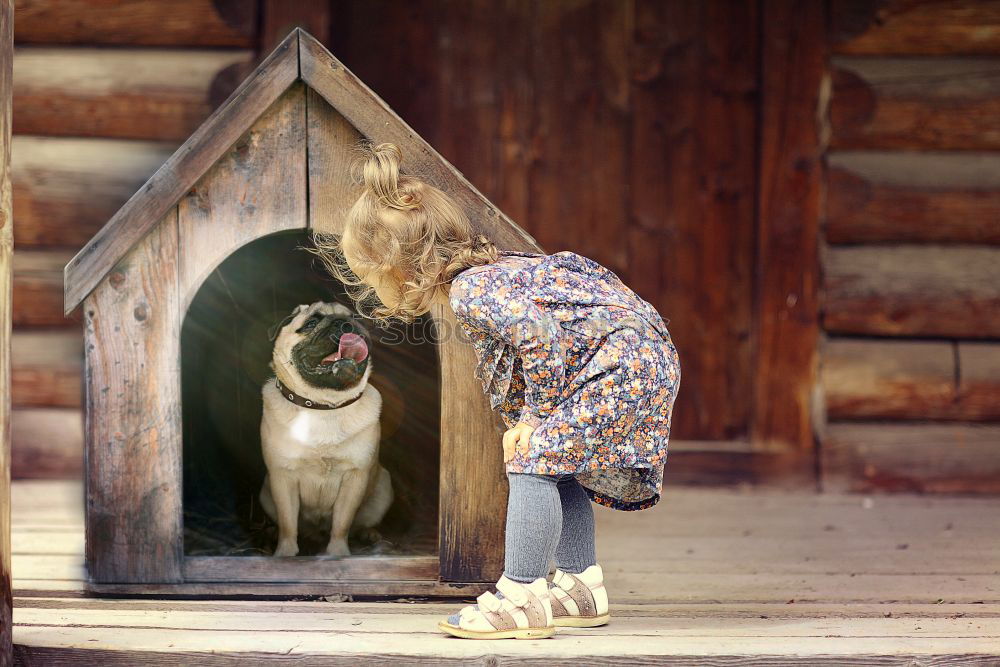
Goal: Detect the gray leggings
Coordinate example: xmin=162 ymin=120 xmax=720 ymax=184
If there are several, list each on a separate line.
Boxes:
xmin=503 ymin=471 xmax=597 ymax=583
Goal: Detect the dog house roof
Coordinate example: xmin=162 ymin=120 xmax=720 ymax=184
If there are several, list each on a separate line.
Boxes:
xmin=63 ymin=28 xmax=541 ymax=315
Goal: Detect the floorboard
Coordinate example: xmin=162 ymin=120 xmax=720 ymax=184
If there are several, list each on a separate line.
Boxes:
xmin=10 ymin=480 xmax=1000 ymax=663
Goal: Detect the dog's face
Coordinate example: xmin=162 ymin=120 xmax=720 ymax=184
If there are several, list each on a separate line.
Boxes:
xmin=273 ymin=302 xmax=372 ymax=391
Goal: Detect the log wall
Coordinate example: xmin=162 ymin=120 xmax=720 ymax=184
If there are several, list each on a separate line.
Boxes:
xmin=821 ymin=0 xmax=1000 ymax=493
xmin=8 ymin=1 xmax=291 ymax=479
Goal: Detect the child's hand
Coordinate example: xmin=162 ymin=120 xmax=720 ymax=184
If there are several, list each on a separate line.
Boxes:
xmin=502 ymin=422 xmax=535 ymax=462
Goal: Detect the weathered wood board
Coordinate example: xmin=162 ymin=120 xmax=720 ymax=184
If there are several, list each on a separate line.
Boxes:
xmin=83 ymin=209 xmax=182 ymax=583
xmin=752 ymin=0 xmax=823 ymax=455
xmin=433 ymin=303 xmax=508 ymax=582
xmin=177 ymin=83 xmax=307 ymax=312
xmin=10 ymin=480 xmax=1000 ymax=662
xmin=627 ymin=0 xmax=757 ymax=442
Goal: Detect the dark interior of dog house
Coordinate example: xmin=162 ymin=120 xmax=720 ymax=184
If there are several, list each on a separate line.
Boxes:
xmin=180 ymin=230 xmax=440 ymax=558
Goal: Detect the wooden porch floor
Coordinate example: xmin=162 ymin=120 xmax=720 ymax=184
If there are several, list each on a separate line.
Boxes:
xmin=10 ymin=480 xmax=1000 ymax=664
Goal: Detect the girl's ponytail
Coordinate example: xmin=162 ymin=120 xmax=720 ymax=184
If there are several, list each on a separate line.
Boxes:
xmin=355 ymin=142 xmax=422 ymax=211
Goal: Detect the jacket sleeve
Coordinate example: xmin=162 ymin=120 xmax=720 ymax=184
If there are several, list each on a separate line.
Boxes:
xmin=449 ymin=268 xmax=567 ymax=428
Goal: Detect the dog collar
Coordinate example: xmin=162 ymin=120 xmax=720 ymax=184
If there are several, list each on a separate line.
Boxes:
xmin=273 ymin=377 xmax=364 ymax=410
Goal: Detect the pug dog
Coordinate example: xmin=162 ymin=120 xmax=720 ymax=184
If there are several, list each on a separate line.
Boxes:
xmin=260 ymin=301 xmax=393 ymax=557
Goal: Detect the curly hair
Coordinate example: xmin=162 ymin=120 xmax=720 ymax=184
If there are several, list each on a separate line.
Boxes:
xmin=306 ymin=141 xmax=500 ymax=326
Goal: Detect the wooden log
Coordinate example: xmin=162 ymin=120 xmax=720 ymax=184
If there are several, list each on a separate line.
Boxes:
xmin=822 ymin=338 xmax=956 ymax=420
xmin=11 ymin=331 xmax=82 ymax=408
xmin=10 ymin=408 xmax=82 ymax=480
xmin=958 ymin=342 xmax=1000 ymax=420
xmin=830 ymin=57 xmax=1000 ymax=150
xmin=0 ymin=1 xmax=11 ymax=660
xmin=63 ymin=31 xmax=299 ymax=314
xmin=831 ymin=0 xmax=1000 ymax=56
xmin=824 ymin=337 xmax=1000 ymax=421
xmin=628 ymin=0 xmax=758 ymax=440
xmin=84 ymin=208 xmax=182 ymax=584
xmin=751 ymin=0 xmax=824 ymax=455
xmin=826 ymin=151 xmax=1000 ymax=245
xmin=12 ymin=136 xmax=174 ymax=249
xmin=12 ymin=250 xmax=76 ymax=327
xmin=823 ymin=245 xmax=1000 ymax=337
xmin=177 ymin=83 xmax=307 ymax=311
xmin=13 ymin=0 xmax=256 ymax=47
xmin=13 ymin=47 xmax=253 ymax=141
xmin=822 ymin=422 xmax=1000 ymax=494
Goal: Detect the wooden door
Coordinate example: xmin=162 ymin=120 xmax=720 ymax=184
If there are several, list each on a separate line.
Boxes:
xmin=329 ymin=0 xmax=822 ymax=483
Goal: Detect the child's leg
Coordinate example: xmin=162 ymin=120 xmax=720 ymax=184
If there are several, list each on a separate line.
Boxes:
xmin=554 ymin=475 xmax=596 ymax=573
xmin=504 ymin=471 xmax=562 ymax=583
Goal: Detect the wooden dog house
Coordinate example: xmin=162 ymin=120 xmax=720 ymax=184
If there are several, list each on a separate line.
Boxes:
xmin=63 ymin=28 xmax=541 ymax=596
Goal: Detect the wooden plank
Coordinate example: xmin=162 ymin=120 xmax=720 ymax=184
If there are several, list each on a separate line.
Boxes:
xmin=183 ymin=556 xmax=438 ymax=583
xmin=15 ymin=597 xmax=999 ymax=620
xmin=628 ymin=0 xmax=758 ymax=440
xmin=84 ymin=208 xmax=182 ymax=583
xmin=958 ymin=342 xmax=1000 ymax=420
xmin=0 ymin=2 xmax=11 ymax=661
xmin=261 ymin=1 xmax=330 ymax=54
xmin=826 ymin=151 xmax=1000 ymax=245
xmin=298 ymin=29 xmax=542 ymax=256
xmin=830 ymin=57 xmax=1000 ymax=150
xmin=13 ymin=47 xmax=253 ymax=141
xmin=305 ymin=88 xmax=365 ymax=235
xmin=823 ymin=423 xmax=1000 ymax=494
xmin=177 ymin=83 xmax=307 ymax=311
xmin=831 ymin=0 xmax=1000 ymax=56
xmin=11 ymin=331 xmax=82 ymax=408
xmin=13 ymin=0 xmax=256 ymax=47
xmin=434 ymin=303 xmax=507 ymax=582
xmin=12 ymin=622 xmax=1000 ymax=663
xmin=823 ymin=245 xmax=1000 ymax=337
xmin=13 ymin=250 xmax=76 ymax=327
xmin=10 ymin=408 xmax=81 ymax=479
xmin=751 ymin=0 xmax=824 ymax=455
xmin=822 ymin=338 xmax=957 ymax=420
xmin=528 ymin=0 xmax=631 ymax=270
xmin=14 ymin=605 xmax=1000 ymax=638
xmin=12 ymin=136 xmax=174 ymax=249
xmin=63 ymin=31 xmax=299 ymax=315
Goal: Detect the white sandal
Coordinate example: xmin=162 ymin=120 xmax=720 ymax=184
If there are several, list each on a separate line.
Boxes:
xmin=548 ymin=564 xmax=611 ymax=627
xmin=438 ymin=575 xmax=555 ymax=639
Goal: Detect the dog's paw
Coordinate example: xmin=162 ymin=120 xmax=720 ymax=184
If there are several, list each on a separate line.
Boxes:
xmin=325 ymin=538 xmax=351 ymax=558
xmin=273 ymin=540 xmax=299 ymax=558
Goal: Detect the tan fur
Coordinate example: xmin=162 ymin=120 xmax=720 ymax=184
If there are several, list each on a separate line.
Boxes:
xmin=259 ymin=301 xmax=392 ymax=557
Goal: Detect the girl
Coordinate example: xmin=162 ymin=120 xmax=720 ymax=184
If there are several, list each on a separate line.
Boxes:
xmin=311 ymin=142 xmax=681 ymax=640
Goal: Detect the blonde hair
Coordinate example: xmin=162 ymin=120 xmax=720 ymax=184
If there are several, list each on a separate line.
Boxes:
xmin=307 ymin=141 xmax=500 ymax=325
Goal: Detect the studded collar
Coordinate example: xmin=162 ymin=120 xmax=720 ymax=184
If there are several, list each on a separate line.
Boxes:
xmin=273 ymin=376 xmax=364 ymax=410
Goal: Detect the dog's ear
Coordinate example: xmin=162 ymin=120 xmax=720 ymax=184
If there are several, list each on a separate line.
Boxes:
xmin=267 ymin=310 xmax=298 ymax=342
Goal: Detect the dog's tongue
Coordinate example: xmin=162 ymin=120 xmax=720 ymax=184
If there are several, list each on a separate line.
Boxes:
xmin=321 ymin=333 xmax=368 ymax=364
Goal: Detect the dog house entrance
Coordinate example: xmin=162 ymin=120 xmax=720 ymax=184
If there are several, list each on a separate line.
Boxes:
xmin=181 ymin=230 xmax=440 ymax=581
